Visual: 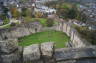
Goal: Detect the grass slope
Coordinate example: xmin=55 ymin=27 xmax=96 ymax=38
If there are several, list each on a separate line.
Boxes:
xmin=18 ymin=30 xmax=70 ymax=48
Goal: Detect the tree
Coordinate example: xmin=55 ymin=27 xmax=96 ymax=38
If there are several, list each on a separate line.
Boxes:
xmin=35 ymin=12 xmax=43 ymax=18
xmin=0 ymin=14 xmax=10 ymax=25
xmin=21 ymin=8 xmax=32 ymax=17
xmin=3 ymin=7 xmax=9 ymax=15
xmin=76 ymin=11 xmax=87 ymax=23
xmin=0 ymin=14 xmax=6 ymax=20
xmin=67 ymin=8 xmax=77 ymax=19
xmin=11 ymin=8 xmax=20 ymax=18
xmin=21 ymin=8 xmax=27 ymax=17
xmin=46 ymin=18 xmax=54 ymax=27
xmin=3 ymin=18 xmax=9 ymax=25
xmin=57 ymin=8 xmax=69 ymax=19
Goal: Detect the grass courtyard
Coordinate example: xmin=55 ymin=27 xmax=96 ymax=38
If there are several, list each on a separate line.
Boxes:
xmin=18 ymin=30 xmax=70 ymax=48
xmin=24 ymin=17 xmax=58 ymax=26
xmin=32 ymin=18 xmax=47 ymax=26
xmin=24 ymin=17 xmax=47 ymax=26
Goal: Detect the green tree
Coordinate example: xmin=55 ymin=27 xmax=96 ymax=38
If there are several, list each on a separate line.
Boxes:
xmin=3 ymin=6 xmax=9 ymax=15
xmin=3 ymin=18 xmax=9 ymax=25
xmin=0 ymin=14 xmax=6 ymax=20
xmin=0 ymin=14 xmax=10 ymax=25
xmin=21 ymin=8 xmax=32 ymax=17
xmin=46 ymin=18 xmax=54 ymax=27
xmin=76 ymin=11 xmax=87 ymax=23
xmin=11 ymin=8 xmax=20 ymax=18
xmin=67 ymin=8 xmax=77 ymax=19
xmin=35 ymin=12 xmax=43 ymax=18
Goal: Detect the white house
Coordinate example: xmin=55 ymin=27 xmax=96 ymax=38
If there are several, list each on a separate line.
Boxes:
xmin=35 ymin=6 xmax=56 ymax=14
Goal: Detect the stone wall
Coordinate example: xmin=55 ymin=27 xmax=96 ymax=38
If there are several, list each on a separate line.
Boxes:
xmin=54 ymin=21 xmax=91 ymax=47
xmin=0 ymin=22 xmax=42 ymax=40
xmin=0 ymin=41 xmax=96 ymax=63
xmin=0 ymin=19 xmax=94 ymax=63
xmin=0 ymin=39 xmax=22 ymax=63
xmin=0 ymin=20 xmax=91 ymax=48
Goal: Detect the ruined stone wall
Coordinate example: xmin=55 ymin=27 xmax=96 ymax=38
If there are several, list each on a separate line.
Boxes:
xmin=0 ymin=20 xmax=91 ymax=47
xmin=0 ymin=22 xmax=42 ymax=40
xmin=0 ymin=41 xmax=96 ymax=63
xmin=54 ymin=21 xmax=91 ymax=47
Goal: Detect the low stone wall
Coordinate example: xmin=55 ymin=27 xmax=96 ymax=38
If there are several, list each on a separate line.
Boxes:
xmin=0 ymin=41 xmax=96 ymax=63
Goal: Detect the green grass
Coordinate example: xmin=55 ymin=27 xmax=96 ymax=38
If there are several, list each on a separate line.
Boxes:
xmin=1 ymin=21 xmax=20 ymax=29
xmin=24 ymin=17 xmax=58 ymax=26
xmin=2 ymin=24 xmax=11 ymax=28
xmin=18 ymin=30 xmax=70 ymax=48
xmin=24 ymin=17 xmax=48 ymax=26
xmin=32 ymin=18 xmax=58 ymax=26
xmin=32 ymin=18 xmax=47 ymax=26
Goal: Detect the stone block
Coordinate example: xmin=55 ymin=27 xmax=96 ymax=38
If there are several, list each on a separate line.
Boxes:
xmin=0 ymin=39 xmax=18 ymax=53
xmin=57 ymin=59 xmax=96 ymax=63
xmin=1 ymin=50 xmax=21 ymax=63
xmin=23 ymin=44 xmax=40 ymax=62
xmin=55 ymin=46 xmax=96 ymax=61
xmin=41 ymin=42 xmax=54 ymax=58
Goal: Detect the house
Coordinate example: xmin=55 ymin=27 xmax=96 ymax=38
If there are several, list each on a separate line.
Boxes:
xmin=35 ymin=6 xmax=56 ymax=15
xmin=0 ymin=0 xmax=20 ymax=7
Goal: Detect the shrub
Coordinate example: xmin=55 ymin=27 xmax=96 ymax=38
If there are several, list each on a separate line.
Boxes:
xmin=0 ymin=14 xmax=10 ymax=25
xmin=3 ymin=18 xmax=9 ymax=25
xmin=21 ymin=8 xmax=32 ymax=17
xmin=35 ymin=12 xmax=43 ymax=18
xmin=11 ymin=8 xmax=20 ymax=18
xmin=24 ymin=17 xmax=32 ymax=22
xmin=10 ymin=23 xmax=16 ymax=26
xmin=46 ymin=18 xmax=54 ymax=27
